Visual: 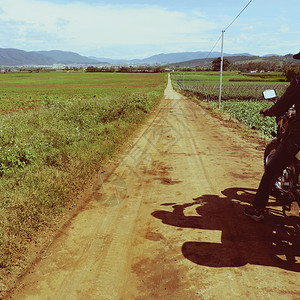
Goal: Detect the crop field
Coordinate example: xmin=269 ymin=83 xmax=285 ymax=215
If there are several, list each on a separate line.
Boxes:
xmin=171 ymin=71 xmax=288 ymax=101
xmin=210 ymin=100 xmax=277 ymax=136
xmin=0 ymin=71 xmax=163 ymax=112
xmin=0 ymin=71 xmax=167 ymax=278
xmin=171 ymin=71 xmax=287 ymax=137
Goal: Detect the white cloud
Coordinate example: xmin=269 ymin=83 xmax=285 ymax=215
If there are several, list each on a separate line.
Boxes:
xmin=0 ymin=0 xmax=220 ymax=53
xmin=280 ymin=24 xmax=289 ymax=33
xmin=243 ymin=25 xmax=254 ymax=31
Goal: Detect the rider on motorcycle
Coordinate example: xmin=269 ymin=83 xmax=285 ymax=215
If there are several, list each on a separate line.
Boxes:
xmin=245 ymin=51 xmax=300 ymax=221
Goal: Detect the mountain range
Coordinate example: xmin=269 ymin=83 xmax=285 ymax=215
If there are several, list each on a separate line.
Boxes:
xmin=0 ymin=48 xmax=295 ymax=67
xmin=0 ymin=49 xmax=104 ymax=66
xmin=167 ymin=54 xmax=298 ymax=68
xmin=89 ymin=51 xmax=253 ymax=65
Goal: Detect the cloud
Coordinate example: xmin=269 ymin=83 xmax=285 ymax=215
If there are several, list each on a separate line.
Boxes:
xmin=0 ymin=0 xmax=220 ymax=54
xmin=280 ymin=24 xmax=289 ymax=33
xmin=243 ymin=25 xmax=254 ymax=31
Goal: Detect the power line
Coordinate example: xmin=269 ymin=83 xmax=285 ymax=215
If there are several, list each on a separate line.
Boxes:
xmin=205 ymin=35 xmax=222 ymax=59
xmin=219 ymin=0 xmax=253 ymax=108
xmin=205 ymin=0 xmax=253 ymax=59
xmin=224 ymin=0 xmax=253 ymax=32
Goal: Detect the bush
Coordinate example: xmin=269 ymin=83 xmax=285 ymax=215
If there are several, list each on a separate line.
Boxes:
xmin=283 ymin=66 xmax=300 ymax=82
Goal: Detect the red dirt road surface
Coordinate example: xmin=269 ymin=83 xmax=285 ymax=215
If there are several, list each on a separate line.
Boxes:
xmin=8 ymin=75 xmax=300 ymax=299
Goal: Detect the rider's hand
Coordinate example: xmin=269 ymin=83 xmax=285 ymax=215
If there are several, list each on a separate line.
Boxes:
xmin=260 ymin=107 xmax=270 ymax=117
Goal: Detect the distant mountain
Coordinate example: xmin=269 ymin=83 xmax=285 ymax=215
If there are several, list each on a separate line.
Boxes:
xmin=91 ymin=51 xmax=253 ymax=65
xmin=0 ymin=48 xmax=296 ymax=67
xmin=0 ymin=48 xmax=55 ymax=66
xmin=90 ymin=51 xmax=251 ymax=65
xmin=0 ymin=48 xmax=106 ymax=66
xmin=34 ymin=50 xmax=101 ymax=65
xmin=89 ymin=56 xmax=128 ymax=65
xmin=133 ymin=51 xmax=252 ymax=64
xmin=166 ymin=54 xmax=299 ymax=68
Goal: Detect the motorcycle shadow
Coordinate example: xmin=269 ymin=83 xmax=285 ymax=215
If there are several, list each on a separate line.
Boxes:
xmin=151 ymin=187 xmax=300 ymax=272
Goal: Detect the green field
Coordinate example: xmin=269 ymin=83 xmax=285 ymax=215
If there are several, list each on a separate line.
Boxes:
xmin=0 ymin=71 xmax=164 ymax=112
xmin=171 ymin=71 xmax=286 ymax=137
xmin=0 ymin=71 xmax=167 ymax=280
xmin=171 ymin=70 xmax=287 ymax=85
xmin=171 ymin=71 xmax=288 ymax=101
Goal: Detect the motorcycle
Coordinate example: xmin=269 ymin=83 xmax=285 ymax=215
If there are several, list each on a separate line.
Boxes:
xmin=262 ymin=89 xmax=300 ymax=216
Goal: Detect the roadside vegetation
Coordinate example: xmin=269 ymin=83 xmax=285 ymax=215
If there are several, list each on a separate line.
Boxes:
xmin=171 ymin=70 xmax=290 ymax=138
xmin=0 ymin=71 xmax=167 ymax=287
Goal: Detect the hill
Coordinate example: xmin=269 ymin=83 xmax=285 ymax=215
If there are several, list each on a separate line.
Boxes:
xmin=0 ymin=48 xmax=298 ymax=68
xmin=0 ymin=48 xmax=104 ymax=66
xmin=91 ymin=51 xmax=253 ymax=65
xmin=166 ymin=54 xmax=298 ymax=68
xmin=133 ymin=51 xmax=252 ymax=64
xmin=0 ymin=48 xmax=55 ymax=66
xmin=34 ymin=50 xmax=101 ymax=65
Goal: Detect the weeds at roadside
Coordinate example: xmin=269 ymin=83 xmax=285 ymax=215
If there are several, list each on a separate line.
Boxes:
xmin=0 ymin=73 xmax=166 ymax=292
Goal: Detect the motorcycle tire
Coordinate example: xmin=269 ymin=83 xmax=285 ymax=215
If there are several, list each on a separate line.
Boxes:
xmin=264 ymin=141 xmax=297 ymax=213
xmin=264 ymin=141 xmax=277 ymax=167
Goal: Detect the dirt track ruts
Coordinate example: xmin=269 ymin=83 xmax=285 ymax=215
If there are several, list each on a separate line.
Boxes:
xmin=8 ymin=75 xmax=300 ymax=299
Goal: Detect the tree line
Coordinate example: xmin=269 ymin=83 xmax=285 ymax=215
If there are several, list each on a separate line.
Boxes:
xmin=86 ymin=66 xmax=167 ymax=73
xmin=175 ymin=57 xmax=300 ymax=82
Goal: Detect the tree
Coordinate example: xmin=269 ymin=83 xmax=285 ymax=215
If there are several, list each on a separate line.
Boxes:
xmin=86 ymin=66 xmax=99 ymax=72
xmin=283 ymin=65 xmax=300 ymax=82
xmin=212 ymin=57 xmax=230 ymax=71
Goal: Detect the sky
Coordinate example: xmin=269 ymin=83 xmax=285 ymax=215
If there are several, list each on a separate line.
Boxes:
xmin=0 ymin=0 xmax=299 ymax=59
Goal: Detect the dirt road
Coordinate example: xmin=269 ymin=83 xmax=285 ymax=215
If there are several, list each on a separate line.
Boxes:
xmin=8 ymin=75 xmax=300 ymax=299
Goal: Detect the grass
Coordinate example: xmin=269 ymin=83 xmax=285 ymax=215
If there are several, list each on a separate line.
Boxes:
xmin=0 ymin=71 xmax=167 ymax=290
xmin=0 ymin=71 xmax=162 ymax=112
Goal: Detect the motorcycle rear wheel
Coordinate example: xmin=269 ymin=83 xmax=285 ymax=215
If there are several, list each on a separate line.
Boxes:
xmin=264 ymin=141 xmax=277 ymax=167
xmin=264 ymin=141 xmax=297 ymax=215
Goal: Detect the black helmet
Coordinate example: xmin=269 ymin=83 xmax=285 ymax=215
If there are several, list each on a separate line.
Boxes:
xmin=293 ymin=51 xmax=300 ymax=59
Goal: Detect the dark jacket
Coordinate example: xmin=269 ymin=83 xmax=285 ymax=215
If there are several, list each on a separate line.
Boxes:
xmin=265 ymin=75 xmax=300 ymax=137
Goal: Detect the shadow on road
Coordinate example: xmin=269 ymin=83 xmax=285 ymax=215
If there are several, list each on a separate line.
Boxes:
xmin=151 ymin=187 xmax=300 ymax=272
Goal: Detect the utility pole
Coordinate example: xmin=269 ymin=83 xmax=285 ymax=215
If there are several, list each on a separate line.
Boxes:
xmin=218 ymin=30 xmax=225 ymax=109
